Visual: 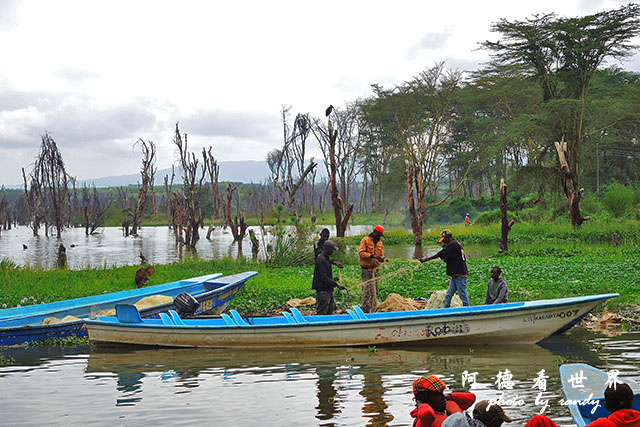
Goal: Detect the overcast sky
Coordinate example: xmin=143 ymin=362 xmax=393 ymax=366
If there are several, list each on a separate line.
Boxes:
xmin=1 ymin=0 xmax=638 ymax=186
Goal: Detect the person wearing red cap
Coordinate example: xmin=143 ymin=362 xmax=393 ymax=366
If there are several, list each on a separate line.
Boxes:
xmin=411 ymin=375 xmax=476 ymax=427
xmin=358 ymin=225 xmax=385 ymax=313
xmin=420 ymin=229 xmax=469 ymax=308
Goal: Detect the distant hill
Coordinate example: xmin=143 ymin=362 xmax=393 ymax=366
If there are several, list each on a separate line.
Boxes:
xmin=4 ymin=160 xmax=329 ymax=189
xmin=79 ymin=161 xmax=275 ymax=187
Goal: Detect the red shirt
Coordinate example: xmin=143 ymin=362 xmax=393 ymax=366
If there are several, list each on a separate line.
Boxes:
xmin=410 ymin=392 xmax=476 ymax=427
xmin=587 ymin=410 xmax=640 ymax=427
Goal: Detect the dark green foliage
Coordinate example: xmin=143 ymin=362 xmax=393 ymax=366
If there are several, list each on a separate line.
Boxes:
xmin=603 ymin=183 xmax=635 ymax=218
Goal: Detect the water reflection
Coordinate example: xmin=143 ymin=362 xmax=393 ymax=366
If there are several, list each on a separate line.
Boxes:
xmin=82 ymin=336 xmax=594 ymax=425
xmin=4 ymin=329 xmax=640 ymax=426
xmin=0 ymin=225 xmax=373 ymax=269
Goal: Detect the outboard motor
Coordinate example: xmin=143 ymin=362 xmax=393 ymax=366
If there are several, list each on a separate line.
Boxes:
xmin=173 ymin=292 xmax=199 ymax=317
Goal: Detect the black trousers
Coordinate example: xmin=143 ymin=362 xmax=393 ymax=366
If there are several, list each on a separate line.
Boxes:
xmin=316 ymin=290 xmax=336 ymax=315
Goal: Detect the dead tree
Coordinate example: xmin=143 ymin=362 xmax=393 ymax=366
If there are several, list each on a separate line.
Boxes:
xmin=223 ymin=182 xmax=247 ymax=249
xmin=172 ymin=123 xmax=208 ymax=247
xmin=82 ymin=185 xmax=112 ymax=235
xmin=270 ymin=107 xmax=317 ymax=220
xmin=204 ymin=147 xmax=220 ymax=240
xmin=22 ymin=134 xmax=73 ymax=238
xmin=499 ymin=179 xmax=515 ymax=253
xmin=327 ymin=119 xmax=354 ymax=237
xmin=130 ymin=139 xmax=156 ymax=236
xmin=554 ymin=137 xmax=590 ymax=228
xmin=163 ymin=166 xmax=177 ymax=233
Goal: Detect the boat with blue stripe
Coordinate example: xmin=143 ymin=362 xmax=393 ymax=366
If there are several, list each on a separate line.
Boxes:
xmin=1 ymin=271 xmax=257 ymax=347
xmin=560 ymin=363 xmax=640 ymax=427
xmin=85 ymin=293 xmax=616 ymax=348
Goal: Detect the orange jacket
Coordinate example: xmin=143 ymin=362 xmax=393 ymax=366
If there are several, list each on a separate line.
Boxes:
xmin=359 ymin=234 xmax=384 ymax=270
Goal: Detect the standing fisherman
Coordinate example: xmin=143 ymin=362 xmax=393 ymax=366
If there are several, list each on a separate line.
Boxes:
xmin=420 ymin=229 xmax=469 ymax=308
xmin=312 ymin=240 xmax=345 ymax=315
xmin=358 ymin=225 xmax=385 ymax=313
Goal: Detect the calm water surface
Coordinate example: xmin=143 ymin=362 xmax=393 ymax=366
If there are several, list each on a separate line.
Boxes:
xmin=0 ymin=225 xmax=374 ymax=269
xmin=0 ymin=225 xmax=521 ymax=269
xmin=1 ymin=328 xmax=638 ymax=426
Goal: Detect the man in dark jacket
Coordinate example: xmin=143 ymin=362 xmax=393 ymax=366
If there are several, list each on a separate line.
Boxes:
xmin=485 ymin=267 xmax=508 ymax=304
xmin=312 ymin=240 xmax=345 ymax=315
xmin=420 ymin=229 xmax=469 ymax=307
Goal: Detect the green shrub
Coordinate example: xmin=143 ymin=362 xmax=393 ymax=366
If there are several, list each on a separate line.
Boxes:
xmin=603 ymin=183 xmax=634 ymax=217
xmin=473 ymin=209 xmax=517 ymax=226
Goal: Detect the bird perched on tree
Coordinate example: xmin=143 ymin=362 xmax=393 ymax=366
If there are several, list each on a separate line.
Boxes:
xmin=325 ymin=105 xmax=334 ymax=117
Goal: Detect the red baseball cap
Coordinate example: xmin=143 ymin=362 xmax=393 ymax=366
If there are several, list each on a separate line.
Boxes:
xmin=374 ymin=225 xmax=384 ymax=235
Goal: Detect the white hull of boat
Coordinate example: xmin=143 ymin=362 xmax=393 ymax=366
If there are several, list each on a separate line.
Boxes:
xmin=86 ymin=294 xmax=616 ymax=348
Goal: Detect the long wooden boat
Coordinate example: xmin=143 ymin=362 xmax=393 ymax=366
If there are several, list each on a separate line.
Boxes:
xmin=560 ymin=363 xmax=640 ymax=427
xmin=85 ymin=293 xmax=617 ymax=348
xmin=0 ymin=271 xmax=257 ymax=347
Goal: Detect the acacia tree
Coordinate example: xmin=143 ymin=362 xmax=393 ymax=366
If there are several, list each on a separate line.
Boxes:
xmin=363 ymin=64 xmax=469 ymax=249
xmin=482 ymin=4 xmax=640 ymax=227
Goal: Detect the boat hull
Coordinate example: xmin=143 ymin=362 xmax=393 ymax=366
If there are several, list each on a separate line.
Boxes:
xmin=87 ymin=294 xmax=616 ymax=348
xmin=560 ymin=363 xmax=640 ymax=427
xmin=0 ymin=271 xmax=256 ymax=347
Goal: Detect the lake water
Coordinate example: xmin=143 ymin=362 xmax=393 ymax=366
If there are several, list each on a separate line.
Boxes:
xmin=0 ymin=225 xmax=515 ymax=270
xmin=0 ymin=328 xmax=637 ymax=426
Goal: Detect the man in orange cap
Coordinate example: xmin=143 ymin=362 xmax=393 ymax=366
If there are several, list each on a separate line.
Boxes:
xmin=420 ymin=229 xmax=469 ymax=307
xmin=411 ymin=375 xmax=476 ymax=427
xmin=358 ymin=225 xmax=385 ymax=312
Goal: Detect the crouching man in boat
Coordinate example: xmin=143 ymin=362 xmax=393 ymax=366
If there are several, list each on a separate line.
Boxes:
xmin=485 ymin=267 xmax=508 ymax=304
xmin=586 ymin=382 xmax=640 ymax=427
xmin=411 ymin=375 xmax=476 ymax=427
xmin=312 ymin=240 xmax=346 ymax=315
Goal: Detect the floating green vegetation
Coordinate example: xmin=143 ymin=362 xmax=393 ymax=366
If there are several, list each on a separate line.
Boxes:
xmin=30 ymin=336 xmax=91 ymax=348
xmin=0 ymin=355 xmax=15 ymax=366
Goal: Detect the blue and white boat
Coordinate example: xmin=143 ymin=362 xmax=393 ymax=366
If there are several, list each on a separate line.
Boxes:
xmin=85 ymin=293 xmax=616 ymax=348
xmin=560 ymin=363 xmax=640 ymax=427
xmin=0 ymin=271 xmax=257 ymax=347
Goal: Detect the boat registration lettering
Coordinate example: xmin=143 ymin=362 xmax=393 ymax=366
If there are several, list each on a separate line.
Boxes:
xmin=199 ymin=299 xmax=213 ymax=312
xmin=386 ymin=323 xmax=470 ymax=339
xmin=523 ymin=309 xmax=579 ymax=324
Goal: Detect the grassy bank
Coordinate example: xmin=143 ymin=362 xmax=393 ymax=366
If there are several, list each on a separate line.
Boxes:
xmin=343 ymin=220 xmax=640 ymax=246
xmin=1 ymin=247 xmax=638 ymax=313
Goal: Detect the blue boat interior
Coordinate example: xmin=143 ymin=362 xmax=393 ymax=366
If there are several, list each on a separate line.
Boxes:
xmin=578 ymin=395 xmax=640 ymax=423
xmin=0 ymin=271 xmax=257 ymax=328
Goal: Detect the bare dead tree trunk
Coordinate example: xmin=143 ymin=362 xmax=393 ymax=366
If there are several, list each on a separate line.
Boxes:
xmin=204 ymin=147 xmax=220 ymax=240
xmin=163 ymin=166 xmax=176 ymax=230
xmin=554 ymin=138 xmax=590 ymax=228
xmin=224 ymin=182 xmax=247 ymax=246
xmin=131 ymin=140 xmax=156 ymax=236
xmin=405 ymin=160 xmax=426 ymax=247
xmin=328 ymin=120 xmax=353 ymax=237
xmin=172 ymin=124 xmax=208 ymax=247
xmin=499 ymin=178 xmax=515 ymax=253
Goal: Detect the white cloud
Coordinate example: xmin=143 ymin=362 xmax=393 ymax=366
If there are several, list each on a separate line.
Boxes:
xmin=0 ymin=0 xmax=638 ymax=184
